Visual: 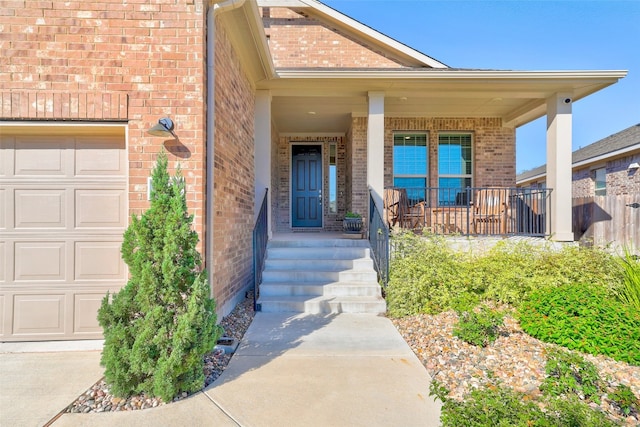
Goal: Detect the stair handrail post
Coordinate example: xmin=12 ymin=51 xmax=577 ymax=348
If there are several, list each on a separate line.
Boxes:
xmin=253 ymin=188 xmax=269 ymax=311
xmin=368 ymin=189 xmax=390 ymax=287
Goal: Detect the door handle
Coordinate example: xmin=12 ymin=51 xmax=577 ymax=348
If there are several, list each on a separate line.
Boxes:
xmin=318 ymin=189 xmax=322 ymax=203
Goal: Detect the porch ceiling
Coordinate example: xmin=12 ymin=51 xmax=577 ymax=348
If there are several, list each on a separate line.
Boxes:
xmin=262 ymin=70 xmax=627 ymax=134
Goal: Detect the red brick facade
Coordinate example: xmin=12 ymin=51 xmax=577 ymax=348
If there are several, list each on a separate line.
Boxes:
xmin=211 ymin=19 xmax=256 ymax=311
xmin=572 ymin=153 xmax=640 ymax=197
xmin=1 ymin=0 xmax=207 ymax=249
xmin=382 ymin=117 xmax=516 ymax=189
xmin=2 ymin=0 xmax=524 ymax=323
xmin=0 ymin=1 xmax=261 ymax=316
xmin=261 ymin=7 xmax=409 ymax=69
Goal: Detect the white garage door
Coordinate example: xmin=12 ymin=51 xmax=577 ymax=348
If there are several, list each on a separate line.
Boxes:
xmin=0 ymin=127 xmax=127 ymax=341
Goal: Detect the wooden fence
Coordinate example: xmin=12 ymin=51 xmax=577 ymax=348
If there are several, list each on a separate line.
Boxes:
xmin=573 ymin=195 xmax=640 ymax=252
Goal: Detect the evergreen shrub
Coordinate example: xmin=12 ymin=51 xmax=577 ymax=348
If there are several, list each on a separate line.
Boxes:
xmin=98 ymin=152 xmax=221 ymax=401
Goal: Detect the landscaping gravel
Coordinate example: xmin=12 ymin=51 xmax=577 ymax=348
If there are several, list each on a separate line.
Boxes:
xmin=65 ymin=295 xmax=639 ymax=425
xmin=391 ymin=308 xmax=640 ymax=426
xmin=65 ymin=294 xmax=255 ymax=414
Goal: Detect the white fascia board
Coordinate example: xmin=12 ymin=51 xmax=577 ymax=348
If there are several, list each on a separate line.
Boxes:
xmin=516 ymin=173 xmax=547 ymax=185
xmin=572 ymin=143 xmax=640 ymax=169
xmin=276 ymin=69 xmax=628 ymax=80
xmin=245 ymin=0 xmax=277 ymax=79
xmin=296 ymin=0 xmax=448 ymax=69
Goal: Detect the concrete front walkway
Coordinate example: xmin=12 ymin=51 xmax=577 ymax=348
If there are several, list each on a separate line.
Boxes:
xmin=1 ymin=313 xmax=441 ymax=427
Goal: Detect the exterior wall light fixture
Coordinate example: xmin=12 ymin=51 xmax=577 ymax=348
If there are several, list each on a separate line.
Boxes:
xmin=147 ymin=117 xmax=177 ymax=139
xmin=627 ymin=162 xmax=640 ymax=170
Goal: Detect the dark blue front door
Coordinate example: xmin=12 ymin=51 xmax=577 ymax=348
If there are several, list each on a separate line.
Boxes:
xmin=292 ymin=145 xmax=322 ymax=227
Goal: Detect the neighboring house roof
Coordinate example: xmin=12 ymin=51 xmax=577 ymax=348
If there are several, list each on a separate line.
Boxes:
xmin=517 ymin=123 xmax=640 ymax=183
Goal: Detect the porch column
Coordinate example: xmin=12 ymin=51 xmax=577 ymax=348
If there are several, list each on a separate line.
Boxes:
xmin=367 ymin=91 xmax=385 ymax=212
xmin=255 ymin=89 xmax=272 ymax=237
xmin=546 ymin=92 xmax=574 ymax=241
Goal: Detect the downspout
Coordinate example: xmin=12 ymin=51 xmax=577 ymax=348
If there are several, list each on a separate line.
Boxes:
xmin=206 ymin=0 xmax=246 ymax=299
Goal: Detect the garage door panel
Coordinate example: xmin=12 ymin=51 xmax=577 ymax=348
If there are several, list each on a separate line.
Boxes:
xmin=14 ymin=242 xmax=66 ymax=281
xmin=0 ymin=241 xmax=5 ymax=282
xmin=14 ymin=139 xmax=69 ymax=176
xmin=1 ymin=131 xmax=125 ymax=341
xmin=0 ymin=295 xmax=5 ymax=336
xmin=74 ymin=294 xmax=104 ymax=333
xmin=75 ymin=242 xmax=125 ymax=280
xmin=76 ymin=190 xmax=126 ymax=228
xmin=0 ymin=141 xmax=8 ymax=176
xmin=0 ymin=188 xmax=5 ymax=229
xmin=13 ymin=294 xmax=65 ymax=335
xmin=76 ymin=138 xmax=126 ymax=176
xmin=15 ymin=189 xmax=66 ymax=229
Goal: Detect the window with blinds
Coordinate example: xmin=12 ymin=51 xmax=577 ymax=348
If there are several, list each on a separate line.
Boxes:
xmin=393 ymin=133 xmax=428 ymax=203
xmin=438 ymin=133 xmax=473 ymax=205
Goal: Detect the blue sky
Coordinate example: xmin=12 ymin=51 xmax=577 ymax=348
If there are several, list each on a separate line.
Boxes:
xmin=322 ymin=0 xmax=640 ymax=174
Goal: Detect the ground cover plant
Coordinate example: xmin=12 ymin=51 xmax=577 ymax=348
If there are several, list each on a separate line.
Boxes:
xmin=518 ymin=283 xmax=640 ymax=365
xmin=453 ymin=305 xmax=504 ymax=347
xmin=98 ymin=152 xmax=221 ymax=402
xmin=429 ymin=379 xmax=618 ymax=427
xmin=388 ymin=232 xmax=638 ymax=425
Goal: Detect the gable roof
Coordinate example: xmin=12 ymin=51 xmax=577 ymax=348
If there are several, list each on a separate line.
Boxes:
xmin=218 ymin=0 xmax=626 ymax=133
xmin=517 ymin=124 xmax=640 ymax=183
xmin=257 ymin=0 xmax=448 ymax=68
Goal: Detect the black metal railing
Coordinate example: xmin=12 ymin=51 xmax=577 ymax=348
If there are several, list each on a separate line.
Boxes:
xmin=369 ymin=191 xmax=390 ymax=287
xmin=383 ymin=187 xmax=551 ymax=237
xmin=253 ymin=188 xmax=269 ymax=311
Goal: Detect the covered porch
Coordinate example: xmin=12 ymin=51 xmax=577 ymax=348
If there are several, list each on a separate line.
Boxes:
xmin=253 ymin=71 xmax=626 ymax=242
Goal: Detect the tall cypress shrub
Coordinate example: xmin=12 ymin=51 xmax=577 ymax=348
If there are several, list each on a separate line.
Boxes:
xmin=98 ymin=152 xmax=220 ymax=401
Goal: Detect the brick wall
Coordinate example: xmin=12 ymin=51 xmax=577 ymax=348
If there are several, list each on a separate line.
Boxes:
xmin=211 ymin=19 xmax=256 ymax=313
xmin=261 ymin=7 xmax=408 ymax=69
xmin=572 ymin=167 xmax=592 ymax=198
xmin=572 ymin=152 xmax=640 ymax=198
xmin=383 ymin=118 xmax=515 ymax=188
xmin=1 ymin=0 xmax=207 ymax=253
xmin=350 ymin=117 xmax=369 ymax=219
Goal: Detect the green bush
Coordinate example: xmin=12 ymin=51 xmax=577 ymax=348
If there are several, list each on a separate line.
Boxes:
xmin=518 ymin=283 xmax=640 ymax=365
xmin=387 ymin=233 xmax=478 ymax=316
xmin=429 ymin=380 xmax=617 ymax=427
xmin=546 ymin=396 xmax=619 ymax=427
xmin=453 ymin=306 xmax=504 ymax=347
xmin=608 ymin=384 xmax=640 ymax=417
xmin=386 ymin=234 xmax=624 ymax=316
xmin=540 ymin=349 xmax=603 ymax=403
xmin=98 ymin=152 xmax=221 ymax=401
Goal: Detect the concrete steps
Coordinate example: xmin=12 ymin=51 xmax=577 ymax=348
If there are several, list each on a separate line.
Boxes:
xmin=256 ymin=238 xmax=386 ymax=314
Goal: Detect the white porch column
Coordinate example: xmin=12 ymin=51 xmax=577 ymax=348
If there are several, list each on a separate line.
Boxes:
xmin=546 ymin=93 xmax=574 ymax=241
xmin=254 ymin=90 xmax=272 ymax=237
xmin=367 ymin=91 xmax=385 ymax=212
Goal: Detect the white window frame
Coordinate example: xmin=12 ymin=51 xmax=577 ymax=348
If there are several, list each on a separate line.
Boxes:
xmin=392 ymin=132 xmax=429 ymax=187
xmin=437 ymin=132 xmax=473 ymax=187
xmin=594 ymin=167 xmax=606 ymax=196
